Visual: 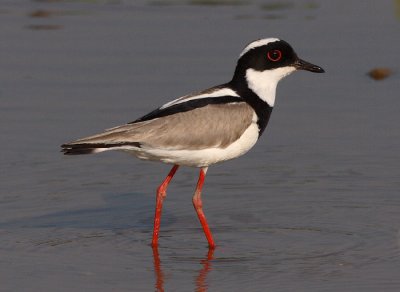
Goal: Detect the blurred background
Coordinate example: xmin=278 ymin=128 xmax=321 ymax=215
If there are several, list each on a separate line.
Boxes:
xmin=1 ymin=1 xmax=399 ymax=291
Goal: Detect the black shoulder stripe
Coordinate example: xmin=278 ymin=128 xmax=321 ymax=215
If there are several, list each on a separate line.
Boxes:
xmin=130 ymin=95 xmax=244 ymax=123
xmin=228 ymin=79 xmax=273 ymax=136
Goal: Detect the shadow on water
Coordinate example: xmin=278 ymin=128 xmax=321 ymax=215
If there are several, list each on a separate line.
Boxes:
xmin=0 ymin=192 xmax=161 ymax=230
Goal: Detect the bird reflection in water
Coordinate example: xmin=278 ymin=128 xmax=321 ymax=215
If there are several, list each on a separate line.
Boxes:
xmin=152 ymin=247 xmax=215 ymax=292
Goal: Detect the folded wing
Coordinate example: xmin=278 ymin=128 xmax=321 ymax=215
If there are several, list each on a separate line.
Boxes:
xmin=61 ymin=100 xmax=254 ymax=155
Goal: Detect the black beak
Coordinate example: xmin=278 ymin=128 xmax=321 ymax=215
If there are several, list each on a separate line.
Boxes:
xmin=294 ymin=58 xmax=325 ymax=73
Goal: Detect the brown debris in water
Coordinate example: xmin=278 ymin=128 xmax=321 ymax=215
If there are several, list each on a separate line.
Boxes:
xmin=368 ymin=68 xmax=392 ymax=80
xmin=29 ymin=10 xmax=55 ymax=18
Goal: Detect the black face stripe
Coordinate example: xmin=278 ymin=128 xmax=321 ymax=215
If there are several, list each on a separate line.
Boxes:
xmin=233 ymin=40 xmax=298 ymax=79
xmin=131 ymin=95 xmax=244 ymax=123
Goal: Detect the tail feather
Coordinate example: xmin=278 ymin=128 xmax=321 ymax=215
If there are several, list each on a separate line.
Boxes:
xmin=61 ymin=142 xmax=141 ymax=155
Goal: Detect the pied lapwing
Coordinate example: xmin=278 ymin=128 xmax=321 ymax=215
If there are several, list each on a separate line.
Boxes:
xmin=62 ymin=38 xmax=324 ymax=248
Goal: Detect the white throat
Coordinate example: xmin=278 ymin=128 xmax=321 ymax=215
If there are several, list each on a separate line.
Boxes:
xmin=245 ymin=67 xmax=296 ymax=107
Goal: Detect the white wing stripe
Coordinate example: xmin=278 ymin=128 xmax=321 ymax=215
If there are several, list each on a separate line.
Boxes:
xmin=160 ymin=88 xmax=239 ymax=109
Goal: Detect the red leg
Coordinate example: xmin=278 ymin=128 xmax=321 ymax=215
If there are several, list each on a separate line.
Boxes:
xmin=192 ymin=167 xmax=216 ymax=249
xmin=152 ymin=165 xmax=179 ymax=247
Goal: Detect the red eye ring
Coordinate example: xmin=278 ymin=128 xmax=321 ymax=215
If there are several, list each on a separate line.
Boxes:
xmin=267 ymin=49 xmax=282 ymax=62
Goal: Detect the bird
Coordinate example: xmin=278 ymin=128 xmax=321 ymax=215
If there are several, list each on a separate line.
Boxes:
xmin=61 ymin=38 xmax=324 ymax=248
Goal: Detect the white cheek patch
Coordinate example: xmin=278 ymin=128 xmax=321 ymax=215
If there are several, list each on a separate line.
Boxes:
xmin=245 ymin=67 xmax=296 ymax=107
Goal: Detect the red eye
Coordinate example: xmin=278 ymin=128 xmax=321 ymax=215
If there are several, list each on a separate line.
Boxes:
xmin=267 ymin=50 xmax=282 ymax=62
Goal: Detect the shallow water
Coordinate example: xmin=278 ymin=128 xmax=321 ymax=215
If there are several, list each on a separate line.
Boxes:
xmin=1 ymin=0 xmax=400 ymax=291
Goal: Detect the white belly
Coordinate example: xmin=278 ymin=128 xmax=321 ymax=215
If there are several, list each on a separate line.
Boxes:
xmin=124 ymin=122 xmax=260 ymax=167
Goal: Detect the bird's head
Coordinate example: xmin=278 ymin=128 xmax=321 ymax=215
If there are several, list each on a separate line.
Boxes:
xmin=232 ymin=38 xmax=324 ymax=106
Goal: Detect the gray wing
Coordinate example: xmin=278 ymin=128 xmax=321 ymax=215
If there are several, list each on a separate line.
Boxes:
xmin=62 ymin=102 xmax=254 ymax=153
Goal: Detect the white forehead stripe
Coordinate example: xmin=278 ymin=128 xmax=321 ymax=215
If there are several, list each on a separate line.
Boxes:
xmin=239 ymin=38 xmax=280 ymax=57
